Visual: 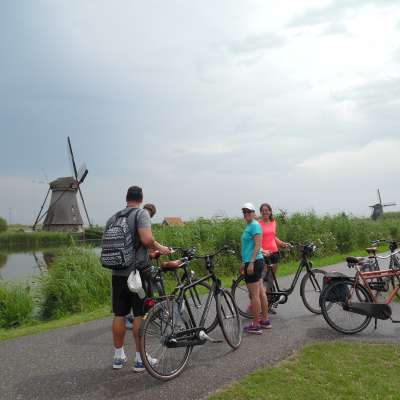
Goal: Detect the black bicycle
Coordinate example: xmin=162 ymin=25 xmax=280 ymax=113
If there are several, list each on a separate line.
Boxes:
xmin=139 ymin=246 xmax=242 ymax=381
xmin=141 ymin=247 xmax=219 ymax=333
xmin=231 ymin=243 xmax=326 ymax=318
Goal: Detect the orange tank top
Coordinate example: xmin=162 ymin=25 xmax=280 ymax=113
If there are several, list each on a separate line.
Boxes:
xmin=259 ymin=220 xmax=278 ymax=253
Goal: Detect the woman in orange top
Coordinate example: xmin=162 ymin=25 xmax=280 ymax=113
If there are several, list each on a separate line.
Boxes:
xmin=259 ymin=203 xmax=290 ymax=313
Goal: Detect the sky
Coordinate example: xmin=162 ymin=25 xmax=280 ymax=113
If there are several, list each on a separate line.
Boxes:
xmin=1 ymin=0 xmax=400 ymax=225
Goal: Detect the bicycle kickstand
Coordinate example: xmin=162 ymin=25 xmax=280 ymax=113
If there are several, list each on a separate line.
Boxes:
xmin=374 ymin=318 xmax=378 ymax=330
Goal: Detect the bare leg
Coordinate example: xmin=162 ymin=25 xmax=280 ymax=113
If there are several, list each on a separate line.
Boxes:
xmin=112 ymin=316 xmax=126 ymax=348
xmin=259 ymin=280 xmax=269 ymax=321
xmin=247 ymin=282 xmax=261 ymax=325
xmin=132 ymin=317 xmax=142 ymax=352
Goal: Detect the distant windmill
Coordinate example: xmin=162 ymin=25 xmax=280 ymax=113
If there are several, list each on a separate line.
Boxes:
xmin=369 ymin=189 xmax=396 ymax=220
xmin=32 ymin=137 xmax=92 ymax=232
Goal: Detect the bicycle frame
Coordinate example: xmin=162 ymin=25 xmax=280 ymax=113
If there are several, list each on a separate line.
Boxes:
xmin=266 ymin=255 xmax=313 ymax=295
xmin=352 ymin=266 xmax=400 ymax=305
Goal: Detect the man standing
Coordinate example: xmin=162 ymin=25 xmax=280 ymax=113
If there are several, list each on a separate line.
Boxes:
xmin=106 ymin=186 xmax=170 ymax=372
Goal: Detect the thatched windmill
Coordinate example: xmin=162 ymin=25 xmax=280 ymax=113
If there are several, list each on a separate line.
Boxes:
xmin=369 ymin=189 xmax=396 ymax=220
xmin=33 ymin=137 xmax=91 ymax=232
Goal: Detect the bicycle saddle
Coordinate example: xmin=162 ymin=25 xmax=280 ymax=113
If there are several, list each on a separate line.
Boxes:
xmin=160 ymin=259 xmax=183 ymax=271
xmin=346 ymin=256 xmax=365 ymax=264
xmin=366 ymin=247 xmax=377 ymax=254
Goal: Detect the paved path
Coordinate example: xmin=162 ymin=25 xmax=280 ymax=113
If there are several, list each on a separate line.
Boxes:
xmin=1 ymin=258 xmax=400 ymax=400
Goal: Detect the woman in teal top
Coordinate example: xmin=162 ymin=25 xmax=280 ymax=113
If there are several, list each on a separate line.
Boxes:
xmin=241 ymin=203 xmax=271 ymax=334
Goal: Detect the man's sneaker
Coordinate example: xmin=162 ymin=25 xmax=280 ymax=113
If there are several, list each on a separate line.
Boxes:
xmin=133 ymin=360 xmax=145 ymax=373
xmin=112 ymin=355 xmax=127 ymax=370
xmin=243 ymin=323 xmax=263 ymax=335
xmin=134 ymin=354 xmax=158 ymax=372
xmin=260 ymin=319 xmax=272 ymax=330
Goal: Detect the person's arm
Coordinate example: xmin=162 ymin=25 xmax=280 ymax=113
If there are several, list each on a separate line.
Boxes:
xmin=247 ymin=233 xmax=262 ymax=275
xmin=138 ymin=227 xmax=170 ymax=255
xmin=275 ymin=237 xmax=289 ymax=248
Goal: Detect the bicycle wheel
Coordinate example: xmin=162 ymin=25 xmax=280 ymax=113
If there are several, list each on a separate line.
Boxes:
xmin=230 ymin=274 xmax=252 ymax=319
xmin=186 ymin=281 xmax=218 ymax=333
xmin=320 ymin=280 xmax=373 ymax=335
xmin=140 ymin=298 xmax=192 ymax=381
xmin=300 ymin=268 xmax=326 ymax=314
xmin=389 ymin=256 xmax=400 ymax=300
xmin=216 ymin=289 xmax=242 ymax=349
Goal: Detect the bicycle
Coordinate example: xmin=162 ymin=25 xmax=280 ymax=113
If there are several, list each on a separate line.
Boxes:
xmin=139 ymin=246 xmax=242 ymax=381
xmin=231 ymin=243 xmax=326 ymax=318
xmin=320 ymin=256 xmax=400 ymax=334
xmin=141 ymin=247 xmax=219 ymax=332
xmin=344 ymin=240 xmax=400 ymax=297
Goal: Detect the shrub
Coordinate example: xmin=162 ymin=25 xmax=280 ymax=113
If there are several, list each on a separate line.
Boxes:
xmin=0 ymin=217 xmax=7 ymax=233
xmin=0 ymin=283 xmax=33 ymax=328
xmin=39 ymin=246 xmax=111 ymax=319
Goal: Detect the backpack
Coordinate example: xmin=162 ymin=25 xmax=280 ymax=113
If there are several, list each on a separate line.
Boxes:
xmin=101 ymin=208 xmax=141 ymax=271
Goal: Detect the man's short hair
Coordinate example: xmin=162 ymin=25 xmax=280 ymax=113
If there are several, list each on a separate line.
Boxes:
xmin=126 ymin=186 xmax=143 ymax=202
xmin=143 ymin=203 xmax=157 ymax=218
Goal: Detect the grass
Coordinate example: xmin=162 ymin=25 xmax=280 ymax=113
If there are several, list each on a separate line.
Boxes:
xmin=209 ymin=341 xmax=400 ymax=400
xmin=0 ymin=231 xmax=80 ymax=250
xmin=0 ymin=305 xmax=110 ymax=341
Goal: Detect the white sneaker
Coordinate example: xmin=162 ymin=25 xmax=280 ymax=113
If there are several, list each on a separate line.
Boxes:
xmin=113 ymin=355 xmax=127 ymax=369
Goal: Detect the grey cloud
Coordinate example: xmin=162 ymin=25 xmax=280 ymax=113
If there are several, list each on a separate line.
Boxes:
xmin=333 ymin=78 xmax=400 ymax=106
xmin=226 ymin=33 xmax=286 ymax=55
xmin=289 ymin=0 xmax=399 ymax=28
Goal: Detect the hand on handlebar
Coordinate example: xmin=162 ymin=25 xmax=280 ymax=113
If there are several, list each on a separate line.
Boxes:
xmin=158 ymin=245 xmax=173 ymax=255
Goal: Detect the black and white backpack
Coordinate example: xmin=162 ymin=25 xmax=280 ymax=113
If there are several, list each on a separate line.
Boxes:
xmin=101 ymin=208 xmax=141 ymax=270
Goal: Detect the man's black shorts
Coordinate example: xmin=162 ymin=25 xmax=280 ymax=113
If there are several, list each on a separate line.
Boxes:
xmin=264 ymin=251 xmax=280 ymax=266
xmin=112 ymin=275 xmax=145 ymax=317
xmin=244 ymin=258 xmax=265 ymax=284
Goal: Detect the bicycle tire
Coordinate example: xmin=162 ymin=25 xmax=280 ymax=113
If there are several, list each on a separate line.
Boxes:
xmin=230 ymin=274 xmax=252 ymax=319
xmin=320 ymin=280 xmax=373 ymax=335
xmin=389 ymin=256 xmax=400 ymax=300
xmin=300 ymin=268 xmax=326 ymax=314
xmin=186 ymin=281 xmax=219 ymax=333
xmin=140 ymin=299 xmax=192 ymax=381
xmin=216 ymin=289 xmax=242 ymax=349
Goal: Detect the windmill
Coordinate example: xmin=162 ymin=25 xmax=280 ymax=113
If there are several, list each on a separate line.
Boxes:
xmin=369 ymin=189 xmax=396 ymax=220
xmin=32 ymin=137 xmax=92 ymax=232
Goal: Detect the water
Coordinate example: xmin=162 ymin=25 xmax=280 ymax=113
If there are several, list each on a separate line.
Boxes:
xmin=0 ymin=247 xmax=101 ymax=282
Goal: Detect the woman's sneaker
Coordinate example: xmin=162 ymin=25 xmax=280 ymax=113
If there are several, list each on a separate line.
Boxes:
xmin=260 ymin=319 xmax=272 ymax=329
xmin=112 ymin=355 xmax=127 ymax=370
xmin=244 ymin=323 xmax=263 ymax=335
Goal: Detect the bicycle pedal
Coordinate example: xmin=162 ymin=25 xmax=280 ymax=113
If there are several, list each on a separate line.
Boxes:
xmin=198 ymin=331 xmax=223 ymax=343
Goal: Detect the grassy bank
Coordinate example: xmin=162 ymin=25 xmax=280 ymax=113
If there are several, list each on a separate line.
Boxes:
xmin=0 ymin=231 xmax=79 ymax=249
xmin=209 ymin=341 xmax=400 ymax=400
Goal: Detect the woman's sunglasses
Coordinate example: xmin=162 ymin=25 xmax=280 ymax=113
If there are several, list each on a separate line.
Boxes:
xmin=242 ymin=209 xmax=253 ymax=215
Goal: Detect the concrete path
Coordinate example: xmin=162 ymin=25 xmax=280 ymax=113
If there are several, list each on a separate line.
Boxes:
xmin=1 ymin=257 xmax=399 ymax=400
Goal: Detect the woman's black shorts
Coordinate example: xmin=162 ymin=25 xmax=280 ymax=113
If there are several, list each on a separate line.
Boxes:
xmin=112 ymin=275 xmax=145 ymax=317
xmin=264 ymin=252 xmax=280 ymax=266
xmin=244 ymin=258 xmax=265 ymax=284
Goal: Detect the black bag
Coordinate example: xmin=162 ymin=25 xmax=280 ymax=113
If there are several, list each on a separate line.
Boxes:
xmin=101 ymin=209 xmax=141 ymax=270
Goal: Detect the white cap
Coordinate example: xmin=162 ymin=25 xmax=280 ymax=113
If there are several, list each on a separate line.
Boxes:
xmin=242 ymin=202 xmax=256 ymax=212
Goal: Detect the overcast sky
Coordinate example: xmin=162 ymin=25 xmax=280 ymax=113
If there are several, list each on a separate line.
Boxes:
xmin=1 ymin=0 xmax=400 ymax=225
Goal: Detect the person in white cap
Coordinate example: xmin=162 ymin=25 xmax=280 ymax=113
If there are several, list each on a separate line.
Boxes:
xmin=240 ymin=203 xmax=271 ymax=334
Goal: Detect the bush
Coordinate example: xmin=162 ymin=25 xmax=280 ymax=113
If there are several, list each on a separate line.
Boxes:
xmin=39 ymin=247 xmax=111 ymax=319
xmin=0 ymin=217 xmax=7 ymax=233
xmin=0 ymin=283 xmax=33 ymax=328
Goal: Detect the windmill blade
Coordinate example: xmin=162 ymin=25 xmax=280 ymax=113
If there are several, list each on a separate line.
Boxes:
xmin=377 ymin=189 xmax=382 ymax=205
xmin=78 ymin=187 xmax=92 ymax=227
xmin=67 ymin=136 xmax=79 ymax=181
xmin=383 ymin=203 xmax=396 ymax=207
xmin=32 ymin=187 xmax=51 ymax=230
xmin=77 ymin=163 xmax=88 ymax=184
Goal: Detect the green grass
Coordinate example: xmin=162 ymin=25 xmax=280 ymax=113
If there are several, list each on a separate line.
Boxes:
xmin=0 ymin=305 xmax=111 ymax=341
xmin=0 ymin=231 xmax=81 ymax=250
xmin=210 ymin=341 xmax=400 ymax=400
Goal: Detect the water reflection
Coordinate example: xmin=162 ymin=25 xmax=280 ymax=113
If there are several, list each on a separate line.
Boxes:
xmin=0 ymin=247 xmax=100 ymax=281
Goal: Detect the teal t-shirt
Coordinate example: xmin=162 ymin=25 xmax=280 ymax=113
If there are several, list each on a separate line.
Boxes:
xmin=241 ymin=220 xmax=264 ymax=263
